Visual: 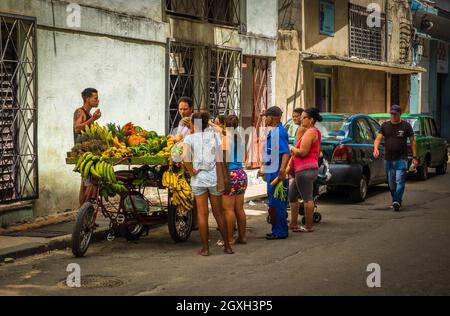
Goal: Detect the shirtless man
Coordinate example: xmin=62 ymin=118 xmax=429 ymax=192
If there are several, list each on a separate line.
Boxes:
xmin=73 ymin=88 xmax=102 ymax=206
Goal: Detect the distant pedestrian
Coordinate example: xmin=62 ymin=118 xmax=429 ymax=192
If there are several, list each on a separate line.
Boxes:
xmin=373 ymin=105 xmax=418 ymax=212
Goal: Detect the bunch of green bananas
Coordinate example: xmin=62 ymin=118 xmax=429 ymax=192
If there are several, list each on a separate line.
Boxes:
xmin=83 ymin=123 xmax=114 ymax=148
xmin=73 ymin=152 xmax=116 ymax=182
xmin=273 ymin=181 xmax=288 ymax=202
xmin=162 ymin=168 xmax=193 ymax=213
xmin=100 ymin=182 xmax=128 ymax=201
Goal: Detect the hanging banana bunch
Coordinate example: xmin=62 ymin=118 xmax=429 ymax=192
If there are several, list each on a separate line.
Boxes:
xmin=162 ymin=167 xmax=193 ymax=213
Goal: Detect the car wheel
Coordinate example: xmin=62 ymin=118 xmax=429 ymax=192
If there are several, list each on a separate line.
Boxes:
xmin=417 ymin=160 xmax=429 ymax=180
xmin=349 ymin=175 xmax=368 ymax=203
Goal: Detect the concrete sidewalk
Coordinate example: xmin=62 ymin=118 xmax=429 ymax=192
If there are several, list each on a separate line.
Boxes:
xmin=0 ymin=218 xmax=111 ymax=262
xmin=0 ymin=184 xmax=267 ymax=262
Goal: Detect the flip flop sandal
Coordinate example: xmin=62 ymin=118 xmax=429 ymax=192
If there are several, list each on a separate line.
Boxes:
xmin=224 ymin=248 xmax=235 ymax=255
xmin=293 ymin=226 xmax=314 ymax=233
xmin=198 ymin=250 xmax=210 ymax=256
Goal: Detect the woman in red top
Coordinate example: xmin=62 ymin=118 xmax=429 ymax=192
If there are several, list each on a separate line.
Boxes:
xmin=289 ymin=108 xmax=322 ymax=232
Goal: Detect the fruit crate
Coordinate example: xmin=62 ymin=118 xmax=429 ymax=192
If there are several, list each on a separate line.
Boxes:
xmin=65 ymin=156 xmax=168 ymax=166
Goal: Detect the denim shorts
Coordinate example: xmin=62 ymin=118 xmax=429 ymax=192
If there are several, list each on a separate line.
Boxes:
xmin=191 ymin=185 xmax=223 ymax=197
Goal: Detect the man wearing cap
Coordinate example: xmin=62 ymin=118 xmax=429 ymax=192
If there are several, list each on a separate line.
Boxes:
xmin=258 ymin=106 xmax=290 ymax=239
xmin=374 ymin=105 xmax=418 ymax=212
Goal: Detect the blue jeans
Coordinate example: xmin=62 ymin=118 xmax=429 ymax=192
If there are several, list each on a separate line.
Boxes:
xmin=384 ymin=160 xmax=408 ymax=205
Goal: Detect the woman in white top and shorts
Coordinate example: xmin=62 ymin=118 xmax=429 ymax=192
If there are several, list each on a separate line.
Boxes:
xmin=183 ymin=112 xmax=234 ymax=256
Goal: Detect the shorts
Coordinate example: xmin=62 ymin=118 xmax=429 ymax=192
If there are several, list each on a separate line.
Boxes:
xmin=224 ymin=169 xmax=248 ymax=196
xmin=191 ymin=185 xmax=223 ymax=197
xmin=294 ymin=168 xmax=318 ymax=202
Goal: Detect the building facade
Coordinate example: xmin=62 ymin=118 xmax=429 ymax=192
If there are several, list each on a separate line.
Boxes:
xmin=276 ymin=0 xmax=425 ymax=121
xmin=0 ymin=0 xmax=277 ymax=222
xmin=411 ymin=0 xmax=450 ymax=141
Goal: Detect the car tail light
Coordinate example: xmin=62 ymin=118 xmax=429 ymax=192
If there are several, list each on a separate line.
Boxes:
xmin=332 ymin=145 xmax=353 ymax=162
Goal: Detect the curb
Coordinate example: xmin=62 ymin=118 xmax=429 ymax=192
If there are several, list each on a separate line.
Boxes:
xmin=0 ymin=228 xmax=109 ymax=262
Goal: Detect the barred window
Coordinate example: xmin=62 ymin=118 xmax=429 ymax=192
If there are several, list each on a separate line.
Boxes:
xmin=0 ymin=14 xmax=38 ymax=204
xmin=168 ymin=42 xmax=241 ymax=133
xmin=165 ymin=0 xmax=240 ymax=27
xmin=349 ymin=3 xmax=386 ymax=61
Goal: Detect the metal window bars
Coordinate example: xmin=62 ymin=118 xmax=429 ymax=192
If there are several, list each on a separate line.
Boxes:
xmin=167 ymin=41 xmax=241 ymax=134
xmin=165 ymin=0 xmax=240 ymax=27
xmin=349 ymin=3 xmax=386 ymax=62
xmin=0 ymin=14 xmax=38 ymax=204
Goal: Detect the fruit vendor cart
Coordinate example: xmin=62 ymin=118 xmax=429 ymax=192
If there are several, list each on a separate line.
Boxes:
xmin=66 ymin=154 xmax=194 ymax=258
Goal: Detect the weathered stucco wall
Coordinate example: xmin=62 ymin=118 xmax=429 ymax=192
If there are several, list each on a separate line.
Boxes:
xmin=275 ymin=50 xmax=300 ymax=119
xmin=303 ymin=0 xmax=349 ymax=57
xmin=333 ymin=66 xmax=386 ymax=114
xmin=246 ymin=0 xmax=278 ymax=38
xmin=0 ymin=0 xmax=168 ymax=44
xmin=35 ymin=30 xmax=166 ymax=215
xmin=73 ymin=0 xmax=163 ymax=20
xmin=387 ymin=0 xmax=412 ymax=65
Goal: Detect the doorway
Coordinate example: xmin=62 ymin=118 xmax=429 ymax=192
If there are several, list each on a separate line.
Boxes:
xmin=314 ymin=74 xmax=331 ymax=112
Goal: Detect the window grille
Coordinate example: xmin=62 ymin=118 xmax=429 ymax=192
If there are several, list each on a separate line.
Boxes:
xmin=0 ymin=14 xmax=38 ymax=204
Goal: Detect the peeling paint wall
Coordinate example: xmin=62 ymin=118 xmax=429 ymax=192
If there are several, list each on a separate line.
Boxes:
xmin=246 ymin=0 xmax=278 ymax=38
xmin=387 ymin=0 xmax=412 ymax=65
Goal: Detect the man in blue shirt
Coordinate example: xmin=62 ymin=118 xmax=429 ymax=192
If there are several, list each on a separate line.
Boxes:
xmin=258 ymin=106 xmax=290 ymax=240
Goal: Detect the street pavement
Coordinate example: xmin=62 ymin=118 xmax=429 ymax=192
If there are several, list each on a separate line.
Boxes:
xmin=0 ymin=167 xmax=449 ymax=296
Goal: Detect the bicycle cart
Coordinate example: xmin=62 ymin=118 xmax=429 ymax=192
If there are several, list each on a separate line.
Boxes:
xmin=66 ymin=156 xmax=194 ymax=258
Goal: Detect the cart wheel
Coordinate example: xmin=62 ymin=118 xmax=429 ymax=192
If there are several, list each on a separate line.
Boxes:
xmin=168 ymin=205 xmax=193 ymax=243
xmin=72 ymin=202 xmax=95 ymax=258
xmin=299 ymin=203 xmax=305 ymax=216
xmin=313 ymin=212 xmax=322 ymax=223
xmin=119 ymin=223 xmax=145 ymax=241
xmin=301 ymin=213 xmax=322 ymax=225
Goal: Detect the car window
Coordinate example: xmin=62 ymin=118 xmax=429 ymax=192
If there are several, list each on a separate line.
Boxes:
xmin=367 ymin=118 xmax=381 ymax=136
xmin=355 ymin=119 xmax=375 ymax=143
xmin=429 ymin=119 xmax=439 ymax=137
xmin=316 ymin=118 xmax=347 ymax=139
xmin=423 ymin=118 xmax=433 ymax=137
xmin=405 ymin=118 xmax=421 ymax=136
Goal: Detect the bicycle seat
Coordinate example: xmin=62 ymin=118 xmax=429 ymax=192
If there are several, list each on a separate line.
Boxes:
xmin=115 ymin=171 xmax=138 ymax=182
